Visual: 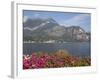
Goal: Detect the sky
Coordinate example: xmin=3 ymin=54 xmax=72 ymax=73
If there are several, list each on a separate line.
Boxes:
xmin=23 ymin=10 xmax=91 ymax=32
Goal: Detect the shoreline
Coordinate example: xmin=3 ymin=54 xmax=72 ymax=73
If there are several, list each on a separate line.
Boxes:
xmin=23 ymin=41 xmax=90 ymax=44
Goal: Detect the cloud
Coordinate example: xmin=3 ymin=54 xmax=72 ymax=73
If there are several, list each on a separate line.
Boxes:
xmin=23 ymin=13 xmax=42 ymax=22
xmin=70 ymin=14 xmax=89 ymax=22
xmin=33 ymin=13 xmax=40 ymax=18
xmin=62 ymin=14 xmax=90 ymax=26
xmin=32 ymin=12 xmax=51 ymax=19
xmin=23 ymin=16 xmax=29 ymax=23
xmin=60 ymin=14 xmax=91 ymax=32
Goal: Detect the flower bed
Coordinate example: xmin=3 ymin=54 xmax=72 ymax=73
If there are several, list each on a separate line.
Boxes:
xmin=23 ymin=50 xmax=91 ymax=69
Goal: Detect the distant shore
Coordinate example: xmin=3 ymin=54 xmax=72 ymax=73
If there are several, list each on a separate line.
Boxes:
xmin=23 ymin=41 xmax=90 ymax=43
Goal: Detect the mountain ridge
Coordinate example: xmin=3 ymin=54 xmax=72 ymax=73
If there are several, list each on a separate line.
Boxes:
xmin=23 ymin=18 xmax=90 ymax=42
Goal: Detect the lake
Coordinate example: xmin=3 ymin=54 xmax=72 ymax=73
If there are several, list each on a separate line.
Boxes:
xmin=23 ymin=42 xmax=90 ymax=57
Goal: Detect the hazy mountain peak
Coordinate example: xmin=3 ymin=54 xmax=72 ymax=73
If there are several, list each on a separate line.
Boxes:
xmin=23 ymin=18 xmax=90 ymax=42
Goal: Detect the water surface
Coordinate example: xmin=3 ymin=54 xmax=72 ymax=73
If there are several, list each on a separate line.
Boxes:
xmin=23 ymin=42 xmax=90 ymax=57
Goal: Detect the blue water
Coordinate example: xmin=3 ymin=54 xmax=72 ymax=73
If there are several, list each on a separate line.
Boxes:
xmin=23 ymin=42 xmax=90 ymax=57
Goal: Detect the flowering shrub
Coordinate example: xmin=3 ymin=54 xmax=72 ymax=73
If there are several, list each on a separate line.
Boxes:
xmin=23 ymin=50 xmax=91 ymax=69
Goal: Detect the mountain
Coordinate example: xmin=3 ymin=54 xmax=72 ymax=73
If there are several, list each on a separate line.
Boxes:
xmin=23 ymin=18 xmax=59 ymax=37
xmin=23 ymin=18 xmax=90 ymax=42
xmin=65 ymin=26 xmax=90 ymax=41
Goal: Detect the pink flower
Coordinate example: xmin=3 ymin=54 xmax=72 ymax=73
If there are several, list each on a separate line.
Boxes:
xmin=23 ymin=59 xmax=32 ymax=69
xmin=35 ymin=57 xmax=46 ymax=68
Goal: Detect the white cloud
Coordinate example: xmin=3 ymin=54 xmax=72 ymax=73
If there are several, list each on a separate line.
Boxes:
xmin=23 ymin=16 xmax=29 ymax=23
xmin=23 ymin=13 xmax=41 ymax=23
xmin=62 ymin=14 xmax=90 ymax=26
xmin=33 ymin=13 xmax=40 ymax=18
xmin=68 ymin=14 xmax=89 ymax=22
